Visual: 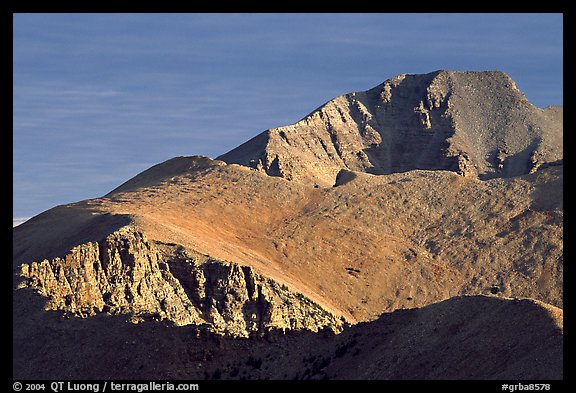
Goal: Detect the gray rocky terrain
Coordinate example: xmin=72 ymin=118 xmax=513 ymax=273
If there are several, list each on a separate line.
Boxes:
xmin=219 ymin=70 xmax=562 ymax=184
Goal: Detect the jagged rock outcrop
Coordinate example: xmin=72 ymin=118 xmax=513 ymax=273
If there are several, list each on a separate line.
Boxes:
xmin=19 ymin=227 xmax=201 ymax=325
xmin=18 ymin=226 xmax=343 ymax=337
xmin=218 ymin=70 xmax=562 ymax=186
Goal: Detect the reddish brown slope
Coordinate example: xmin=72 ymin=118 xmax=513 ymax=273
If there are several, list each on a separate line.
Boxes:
xmin=14 ymin=156 xmax=562 ymax=323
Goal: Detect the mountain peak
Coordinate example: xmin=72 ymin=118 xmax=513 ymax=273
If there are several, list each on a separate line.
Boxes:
xmin=218 ymin=70 xmax=561 ymax=186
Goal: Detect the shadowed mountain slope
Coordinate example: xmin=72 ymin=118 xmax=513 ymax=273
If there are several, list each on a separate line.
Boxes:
xmin=13 ymin=294 xmax=562 ymax=380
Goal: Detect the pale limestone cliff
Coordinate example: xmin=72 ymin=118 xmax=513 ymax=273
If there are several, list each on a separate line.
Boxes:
xmin=18 ymin=226 xmax=343 ymax=337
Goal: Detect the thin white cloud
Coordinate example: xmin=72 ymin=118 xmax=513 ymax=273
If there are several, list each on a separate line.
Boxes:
xmin=13 ymin=217 xmax=30 ymax=227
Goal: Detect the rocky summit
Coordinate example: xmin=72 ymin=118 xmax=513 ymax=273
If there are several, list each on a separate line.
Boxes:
xmin=219 ymin=70 xmax=562 ymax=184
xmin=13 ymin=71 xmax=563 ymax=380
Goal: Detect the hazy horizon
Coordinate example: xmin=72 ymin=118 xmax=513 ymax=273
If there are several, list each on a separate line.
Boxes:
xmin=13 ymin=13 xmax=563 ymax=226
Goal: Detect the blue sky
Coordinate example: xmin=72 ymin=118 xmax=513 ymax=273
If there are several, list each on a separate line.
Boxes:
xmin=13 ymin=13 xmax=563 ymax=226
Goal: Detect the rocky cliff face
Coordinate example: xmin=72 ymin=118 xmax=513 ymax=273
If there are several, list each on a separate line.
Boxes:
xmin=17 ymin=226 xmax=343 ymax=337
xmin=218 ymin=70 xmax=562 ymax=186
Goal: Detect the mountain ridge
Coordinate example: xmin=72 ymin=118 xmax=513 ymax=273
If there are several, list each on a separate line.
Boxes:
xmin=13 ymin=70 xmax=563 ymax=379
xmin=14 ymin=155 xmax=563 ymax=324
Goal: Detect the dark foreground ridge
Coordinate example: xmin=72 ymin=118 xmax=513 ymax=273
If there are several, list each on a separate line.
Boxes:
xmin=13 ymin=294 xmax=562 ymax=380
